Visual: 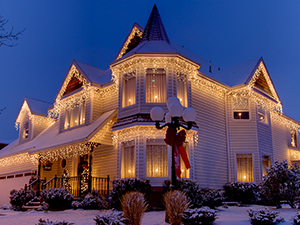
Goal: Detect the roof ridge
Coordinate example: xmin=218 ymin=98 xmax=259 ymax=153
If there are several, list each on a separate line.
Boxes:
xmin=140 ymin=4 xmax=170 ymax=43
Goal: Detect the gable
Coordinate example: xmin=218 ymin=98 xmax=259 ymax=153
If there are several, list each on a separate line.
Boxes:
xmin=56 ymin=64 xmax=89 ymax=101
xmin=247 ymin=60 xmax=280 ymax=103
xmin=115 ymin=23 xmax=144 ymax=60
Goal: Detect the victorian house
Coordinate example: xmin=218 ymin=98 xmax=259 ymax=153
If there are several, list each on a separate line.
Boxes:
xmin=0 ymin=5 xmax=300 ymax=205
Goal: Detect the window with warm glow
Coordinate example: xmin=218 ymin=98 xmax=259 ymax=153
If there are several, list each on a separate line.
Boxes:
xmin=233 ymin=97 xmax=249 ymax=120
xmin=180 ymin=142 xmax=189 ymax=178
xmin=262 ymin=155 xmax=270 ymax=178
xmin=64 ymin=101 xmax=86 ymax=130
xmin=146 ymin=139 xmax=168 ymax=177
xmin=121 ymin=141 xmax=135 ymax=178
xmin=22 ymin=121 xmax=29 ymax=139
xmin=146 ymin=68 xmax=166 ymax=103
xmin=291 ymin=130 xmax=298 ymax=147
xmin=177 ymin=73 xmax=188 ymax=107
xmin=236 ymin=153 xmax=253 ymax=182
xmin=122 ymin=72 xmax=136 ymax=107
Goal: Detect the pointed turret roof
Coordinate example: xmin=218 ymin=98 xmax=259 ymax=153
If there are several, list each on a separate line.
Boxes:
xmin=140 ymin=4 xmax=170 ymax=44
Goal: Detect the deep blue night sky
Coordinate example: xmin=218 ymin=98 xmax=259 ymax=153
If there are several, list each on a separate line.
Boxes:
xmin=1 ymin=0 xmax=300 ymax=143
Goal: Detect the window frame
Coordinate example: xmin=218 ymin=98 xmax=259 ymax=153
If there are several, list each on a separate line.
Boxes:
xmin=120 ymin=140 xmax=136 ymax=178
xmin=122 ymin=71 xmax=136 ymax=108
xmin=235 ymin=152 xmax=254 ymax=182
xmin=176 ymin=72 xmax=188 ymax=108
xmin=261 ymin=155 xmax=271 ymax=179
xmin=22 ymin=121 xmax=30 ymax=139
xmin=64 ymin=101 xmax=86 ymax=130
xmin=145 ymin=68 xmax=167 ymax=103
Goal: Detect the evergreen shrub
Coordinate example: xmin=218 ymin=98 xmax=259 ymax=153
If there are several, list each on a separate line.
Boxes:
xmin=9 ymin=188 xmax=35 ymax=211
xmin=71 ymin=189 xmax=109 ymax=210
xmin=36 ymin=218 xmax=74 ymax=225
xmin=40 ymin=188 xmax=73 ymax=210
xmin=181 ymin=207 xmax=217 ymax=225
xmin=94 ymin=213 xmax=128 ymax=225
xmin=223 ymin=182 xmax=259 ymax=204
xmin=110 ymin=178 xmax=151 ymax=209
xmin=248 ymin=208 xmax=284 ymax=225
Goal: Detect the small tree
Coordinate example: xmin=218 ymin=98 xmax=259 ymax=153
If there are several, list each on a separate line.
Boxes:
xmin=261 ymin=160 xmax=300 ymax=208
xmin=0 ymin=15 xmax=25 ymax=47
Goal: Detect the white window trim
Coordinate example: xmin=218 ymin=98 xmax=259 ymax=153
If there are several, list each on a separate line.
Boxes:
xmin=122 ymin=71 xmax=137 ymax=108
xmin=234 ymin=152 xmax=255 ymax=182
xmin=64 ymin=102 xmax=86 ymax=130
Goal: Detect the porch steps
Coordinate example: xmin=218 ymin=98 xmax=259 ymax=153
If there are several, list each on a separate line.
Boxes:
xmin=22 ymin=197 xmax=43 ymax=211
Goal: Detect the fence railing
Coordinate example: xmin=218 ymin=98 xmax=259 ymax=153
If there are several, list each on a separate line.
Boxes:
xmin=40 ymin=175 xmax=110 ymax=197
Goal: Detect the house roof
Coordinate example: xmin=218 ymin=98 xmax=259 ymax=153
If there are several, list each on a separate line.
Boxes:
xmin=25 ymin=97 xmax=52 ymax=116
xmin=0 ymin=109 xmax=117 ymax=159
xmin=74 ymin=60 xmax=112 ymax=86
xmin=209 ymin=58 xmax=261 ymax=87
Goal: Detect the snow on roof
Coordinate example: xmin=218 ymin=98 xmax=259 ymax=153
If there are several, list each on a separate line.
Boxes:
xmin=74 ymin=61 xmax=112 ymax=85
xmin=209 ymin=58 xmax=261 ymax=87
xmin=26 ymin=97 xmax=52 ymax=116
xmin=0 ymin=109 xmax=117 ymax=159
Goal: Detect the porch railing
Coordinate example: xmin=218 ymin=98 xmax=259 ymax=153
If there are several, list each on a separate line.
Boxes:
xmin=40 ymin=175 xmax=110 ymax=197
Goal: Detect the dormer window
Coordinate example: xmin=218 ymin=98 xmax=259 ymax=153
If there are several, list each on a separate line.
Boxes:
xmin=146 ymin=68 xmax=166 ymax=103
xmin=22 ymin=121 xmax=29 ymax=139
xmin=177 ymin=72 xmax=188 ymax=107
xmin=122 ymin=72 xmax=136 ymax=107
xmin=64 ymin=101 xmax=86 ymax=130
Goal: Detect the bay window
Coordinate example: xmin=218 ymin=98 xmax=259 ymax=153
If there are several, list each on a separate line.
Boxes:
xmin=177 ymin=72 xmax=188 ymax=107
xmin=122 ymin=72 xmax=136 ymax=107
xmin=146 ymin=139 xmax=168 ymax=177
xmin=236 ymin=153 xmax=253 ymax=182
xmin=146 ymin=68 xmax=166 ymax=103
xmin=64 ymin=101 xmax=86 ymax=130
xmin=121 ymin=141 xmax=135 ymax=178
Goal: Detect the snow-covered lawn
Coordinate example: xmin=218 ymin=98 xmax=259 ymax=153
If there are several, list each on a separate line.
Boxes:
xmin=0 ymin=205 xmax=298 ymax=225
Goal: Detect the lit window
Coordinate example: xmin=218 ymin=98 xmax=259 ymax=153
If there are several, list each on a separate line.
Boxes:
xmin=121 ymin=141 xmax=135 ymax=178
xmin=180 ymin=142 xmax=189 ymax=178
xmin=262 ymin=155 xmax=270 ymax=178
xmin=146 ymin=139 xmax=168 ymax=177
xmin=236 ymin=153 xmax=253 ymax=182
xmin=233 ymin=97 xmax=249 ymax=120
xmin=291 ymin=130 xmax=298 ymax=147
xmin=22 ymin=121 xmax=29 ymax=139
xmin=122 ymin=72 xmax=136 ymax=107
xmin=64 ymin=101 xmax=86 ymax=130
xmin=177 ymin=73 xmax=188 ymax=107
xmin=146 ymin=68 xmax=166 ymax=103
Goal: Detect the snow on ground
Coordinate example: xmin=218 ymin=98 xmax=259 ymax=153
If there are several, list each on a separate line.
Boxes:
xmin=0 ymin=205 xmax=299 ymax=225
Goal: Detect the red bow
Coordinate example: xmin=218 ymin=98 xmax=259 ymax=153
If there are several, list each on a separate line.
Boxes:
xmin=164 ymin=127 xmax=191 ymax=178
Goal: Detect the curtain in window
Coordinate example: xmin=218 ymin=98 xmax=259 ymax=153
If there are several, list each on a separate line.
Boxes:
xmin=64 ymin=109 xmax=70 ymax=129
xmin=80 ymin=101 xmax=86 ymax=125
xmin=122 ymin=76 xmax=136 ymax=107
xmin=177 ymin=73 xmax=188 ymax=107
xmin=237 ymin=154 xmax=253 ymax=182
xmin=121 ymin=145 xmax=135 ymax=178
xmin=146 ymin=145 xmax=168 ymax=177
xmin=146 ymin=68 xmax=166 ymax=103
xmin=70 ymin=106 xmax=79 ymax=128
xmin=180 ymin=142 xmax=189 ymax=178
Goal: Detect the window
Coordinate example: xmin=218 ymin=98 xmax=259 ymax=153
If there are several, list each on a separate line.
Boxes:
xmin=233 ymin=97 xmax=249 ymax=120
xmin=146 ymin=68 xmax=166 ymax=103
xmin=261 ymin=155 xmax=270 ymax=178
xmin=291 ymin=130 xmax=298 ymax=147
xmin=180 ymin=142 xmax=189 ymax=178
xmin=236 ymin=153 xmax=253 ymax=182
xmin=121 ymin=141 xmax=135 ymax=178
xmin=146 ymin=139 xmax=168 ymax=177
xmin=22 ymin=121 xmax=29 ymax=139
xmin=64 ymin=101 xmax=86 ymax=130
xmin=257 ymin=101 xmax=268 ymax=124
xmin=122 ymin=72 xmax=136 ymax=107
xmin=177 ymin=73 xmax=188 ymax=107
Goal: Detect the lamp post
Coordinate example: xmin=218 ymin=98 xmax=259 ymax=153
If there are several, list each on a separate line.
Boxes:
xmin=150 ymin=97 xmax=196 ymax=188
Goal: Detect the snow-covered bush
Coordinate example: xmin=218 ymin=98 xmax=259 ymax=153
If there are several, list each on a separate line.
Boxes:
xmin=121 ymin=191 xmax=148 ymax=225
xmin=181 ymin=207 xmax=217 ymax=225
xmin=36 ymin=218 xmax=74 ymax=225
xmin=224 ymin=182 xmax=260 ymax=204
xmin=94 ymin=213 xmax=128 ymax=225
xmin=71 ymin=189 xmax=109 ymax=210
xmin=164 ymin=190 xmax=190 ymax=225
xmin=293 ymin=212 xmax=300 ymax=225
xmin=111 ymin=178 xmax=151 ymax=209
xmin=9 ymin=188 xmax=35 ymax=211
xmin=261 ymin=160 xmax=300 ymax=208
xmin=40 ymin=187 xmax=73 ymax=210
xmin=248 ymin=208 xmax=284 ymax=225
xmin=164 ymin=179 xmax=223 ymax=208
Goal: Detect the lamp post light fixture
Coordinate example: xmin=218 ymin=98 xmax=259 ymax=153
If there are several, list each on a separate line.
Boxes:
xmin=150 ymin=97 xmax=196 ymax=188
